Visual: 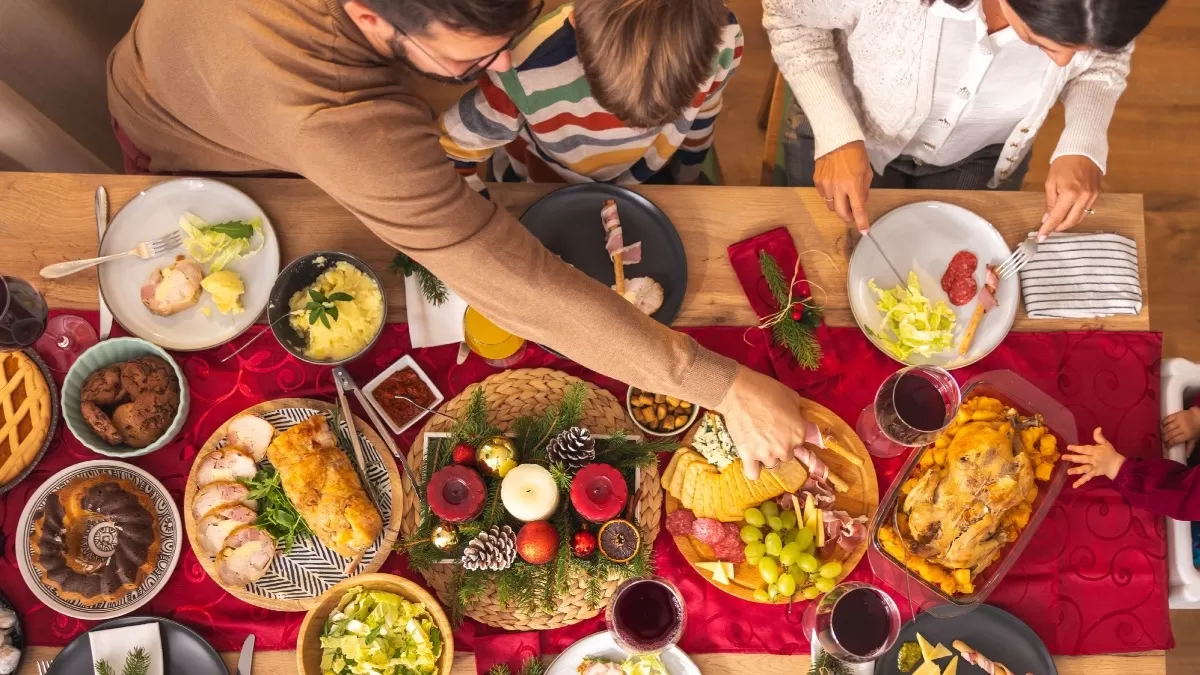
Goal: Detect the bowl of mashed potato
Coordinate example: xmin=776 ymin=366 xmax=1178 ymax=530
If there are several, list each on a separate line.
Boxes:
xmin=267 ymin=252 xmax=386 ymax=364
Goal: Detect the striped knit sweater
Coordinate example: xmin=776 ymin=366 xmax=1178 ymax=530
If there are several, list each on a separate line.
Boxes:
xmin=439 ymin=4 xmax=743 ymax=190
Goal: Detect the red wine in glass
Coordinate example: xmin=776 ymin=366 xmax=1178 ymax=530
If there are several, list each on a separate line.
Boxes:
xmin=606 ymin=577 xmax=686 ymax=654
xmin=0 ymin=276 xmax=48 ymax=349
xmin=801 ymin=582 xmax=901 ymax=663
xmin=857 ymin=366 xmax=960 ymax=458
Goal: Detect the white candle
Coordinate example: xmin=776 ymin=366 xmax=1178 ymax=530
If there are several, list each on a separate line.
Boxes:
xmin=500 ymin=464 xmax=561 ymax=522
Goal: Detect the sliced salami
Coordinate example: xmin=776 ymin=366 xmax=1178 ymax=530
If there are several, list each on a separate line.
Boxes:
xmin=721 ymin=522 xmax=741 ymax=544
xmin=666 ymin=510 xmax=697 ymax=536
xmin=941 ymin=249 xmax=979 ymax=306
xmin=692 ymin=518 xmax=726 ymax=545
xmin=946 ymin=277 xmax=978 ymax=306
xmin=713 ymin=540 xmax=746 ymax=563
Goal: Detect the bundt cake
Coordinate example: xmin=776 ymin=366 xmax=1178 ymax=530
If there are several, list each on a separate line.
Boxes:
xmin=31 ymin=473 xmax=161 ymax=606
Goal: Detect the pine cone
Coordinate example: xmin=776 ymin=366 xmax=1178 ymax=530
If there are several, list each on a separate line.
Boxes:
xmin=460 ymin=525 xmax=517 ymax=572
xmin=546 ymin=426 xmax=596 ymax=472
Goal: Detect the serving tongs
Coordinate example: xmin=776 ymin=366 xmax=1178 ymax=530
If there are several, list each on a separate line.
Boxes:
xmin=333 ymin=367 xmax=421 ymax=489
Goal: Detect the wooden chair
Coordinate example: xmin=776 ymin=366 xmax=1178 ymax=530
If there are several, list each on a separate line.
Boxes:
xmin=760 ymin=72 xmax=793 ymax=186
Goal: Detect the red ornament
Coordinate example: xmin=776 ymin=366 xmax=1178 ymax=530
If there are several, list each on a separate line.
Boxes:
xmin=572 ymin=530 xmax=598 ymax=558
xmin=790 ymin=306 xmax=804 ymax=321
xmin=516 ymin=521 xmax=560 ymax=565
xmin=570 ymin=464 xmax=628 ymax=523
xmin=451 ymin=443 xmax=476 ymax=466
xmin=426 ymin=465 xmax=486 ymax=523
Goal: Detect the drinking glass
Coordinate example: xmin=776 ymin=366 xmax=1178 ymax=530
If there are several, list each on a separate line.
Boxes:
xmin=0 ymin=275 xmax=97 ymax=370
xmin=857 ymin=365 xmax=960 ymax=458
xmin=801 ymin=582 xmax=901 ymax=664
xmin=605 ymin=577 xmax=686 ymax=655
xmin=462 ymin=306 xmax=527 ymax=368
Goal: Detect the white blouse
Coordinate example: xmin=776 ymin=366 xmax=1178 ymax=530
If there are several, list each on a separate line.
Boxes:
xmin=901 ymin=0 xmax=1052 ymax=166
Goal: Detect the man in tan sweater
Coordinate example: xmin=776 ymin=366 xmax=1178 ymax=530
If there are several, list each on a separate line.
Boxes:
xmin=107 ymin=0 xmax=811 ymax=477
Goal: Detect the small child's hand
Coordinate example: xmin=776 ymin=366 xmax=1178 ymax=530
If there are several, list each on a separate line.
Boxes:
xmin=1163 ymin=406 xmax=1200 ymax=448
xmin=1063 ymin=427 xmax=1127 ymax=489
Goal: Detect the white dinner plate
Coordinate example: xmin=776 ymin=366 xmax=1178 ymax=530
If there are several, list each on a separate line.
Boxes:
xmin=848 ymin=201 xmax=1019 ymax=369
xmin=545 ymin=632 xmax=700 ymax=675
xmin=97 ymin=178 xmax=280 ymax=350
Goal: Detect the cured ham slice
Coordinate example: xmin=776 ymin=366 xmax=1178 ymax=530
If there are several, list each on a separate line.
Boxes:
xmin=958 ymin=264 xmax=999 ymax=355
xmin=822 ymin=511 xmax=868 ymax=553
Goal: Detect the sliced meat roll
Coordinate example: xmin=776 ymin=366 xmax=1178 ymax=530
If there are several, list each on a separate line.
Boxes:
xmin=215 ymin=525 xmax=276 ymax=586
xmin=196 ymin=448 xmax=257 ymax=487
xmin=225 ymin=415 xmax=275 ymax=462
xmin=197 ymin=504 xmax=258 ymax=556
xmin=192 ymin=481 xmax=256 ymax=521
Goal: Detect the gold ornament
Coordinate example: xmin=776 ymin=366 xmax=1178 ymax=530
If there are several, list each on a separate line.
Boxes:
xmin=476 ymin=436 xmax=519 ymax=478
xmin=431 ymin=522 xmax=459 ymax=552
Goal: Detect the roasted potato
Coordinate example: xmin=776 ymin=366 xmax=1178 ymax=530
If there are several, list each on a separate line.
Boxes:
xmin=628 ymin=387 xmax=696 ymax=433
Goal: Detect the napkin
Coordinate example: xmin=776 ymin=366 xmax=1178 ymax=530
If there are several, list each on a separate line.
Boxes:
xmin=1018 ymin=232 xmax=1143 ymax=319
xmin=810 ymin=640 xmax=874 ymax=675
xmin=405 ymin=274 xmax=468 ymax=348
xmin=473 ymin=631 xmax=542 ymax=675
xmin=727 ymin=227 xmax=842 ymax=391
xmin=89 ymin=622 xmax=163 ymax=675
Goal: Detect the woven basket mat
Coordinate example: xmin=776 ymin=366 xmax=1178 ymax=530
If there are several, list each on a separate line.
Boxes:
xmin=402 ymin=368 xmax=664 ymax=631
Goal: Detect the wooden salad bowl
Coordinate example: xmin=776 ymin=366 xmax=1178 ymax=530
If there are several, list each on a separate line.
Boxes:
xmin=665 ymin=397 xmax=879 ymax=603
xmin=297 ymin=572 xmax=454 ymax=675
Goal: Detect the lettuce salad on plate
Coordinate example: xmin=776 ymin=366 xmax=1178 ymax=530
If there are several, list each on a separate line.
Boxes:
xmin=320 ymin=587 xmax=443 ymax=675
xmin=867 ymin=271 xmax=956 ymax=360
xmin=178 ymin=212 xmax=264 ymax=272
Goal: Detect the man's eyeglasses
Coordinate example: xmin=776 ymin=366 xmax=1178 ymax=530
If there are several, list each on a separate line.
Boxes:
xmin=396 ymin=1 xmax=545 ymax=84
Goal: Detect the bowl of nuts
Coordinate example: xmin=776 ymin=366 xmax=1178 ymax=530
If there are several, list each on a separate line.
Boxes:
xmin=626 ymin=387 xmax=700 ymax=437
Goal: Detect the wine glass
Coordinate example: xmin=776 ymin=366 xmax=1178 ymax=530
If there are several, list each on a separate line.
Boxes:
xmin=856 ymin=365 xmax=960 ymax=458
xmin=605 ymin=577 xmax=686 ymax=655
xmin=0 ymin=275 xmax=98 ymax=370
xmin=801 ymin=582 xmax=901 ymax=664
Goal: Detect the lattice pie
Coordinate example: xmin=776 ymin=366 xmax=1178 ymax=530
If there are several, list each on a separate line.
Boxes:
xmin=0 ymin=350 xmax=52 ymax=486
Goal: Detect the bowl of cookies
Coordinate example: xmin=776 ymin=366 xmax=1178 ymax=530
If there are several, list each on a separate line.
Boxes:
xmin=61 ymin=338 xmax=189 ymax=457
xmin=626 ymin=387 xmax=699 ymax=437
xmin=0 ymin=349 xmax=58 ymax=494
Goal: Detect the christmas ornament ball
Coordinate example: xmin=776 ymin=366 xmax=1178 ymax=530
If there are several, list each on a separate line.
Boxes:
xmin=476 ymin=436 xmax=519 ymax=478
xmin=516 ymin=521 xmax=560 ymax=565
xmin=571 ymin=530 xmax=598 ymax=558
xmin=431 ymin=522 xmax=460 ymax=552
xmin=451 ymin=443 xmax=477 ymax=466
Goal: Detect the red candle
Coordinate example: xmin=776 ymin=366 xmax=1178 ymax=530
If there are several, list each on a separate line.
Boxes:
xmin=570 ymin=464 xmax=628 ymax=523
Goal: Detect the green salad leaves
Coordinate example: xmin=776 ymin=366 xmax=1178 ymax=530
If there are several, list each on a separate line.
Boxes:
xmin=241 ymin=466 xmax=311 ymax=552
xmin=320 ymin=587 xmax=443 ymax=675
xmin=178 ymin=212 xmax=264 ymax=272
xmin=867 ymin=271 xmax=956 ymax=360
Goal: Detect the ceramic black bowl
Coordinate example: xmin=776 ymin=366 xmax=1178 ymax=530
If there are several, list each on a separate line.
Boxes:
xmin=267 ymin=251 xmax=386 ymax=366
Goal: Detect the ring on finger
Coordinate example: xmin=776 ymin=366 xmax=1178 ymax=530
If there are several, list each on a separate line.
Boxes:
xmin=764 ymin=460 xmax=781 ymax=470
xmin=1084 ymin=209 xmax=1096 ymax=216
xmin=824 ymin=198 xmax=834 ymax=203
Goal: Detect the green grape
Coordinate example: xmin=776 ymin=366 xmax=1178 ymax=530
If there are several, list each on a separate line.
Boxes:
xmin=801 ymin=541 xmax=816 ymax=556
xmin=740 ymin=525 xmax=764 ymax=544
xmin=743 ymin=507 xmax=765 ymax=527
xmin=818 ymin=561 xmax=843 ymax=579
xmin=793 ymin=572 xmax=808 ymax=587
xmin=752 ymin=587 xmax=770 ymax=603
xmin=796 ymin=552 xmax=820 ymax=574
xmin=760 ymin=501 xmax=780 ymax=519
xmin=767 ymin=516 xmax=785 ymax=532
xmin=780 ymin=510 xmax=798 ymax=531
xmin=744 ymin=542 xmax=766 ymax=560
xmin=801 ymin=586 xmax=821 ymax=600
xmin=777 ymin=572 xmax=797 ymax=596
xmin=814 ymin=577 xmax=836 ymax=593
xmin=767 ymin=583 xmax=779 ymax=601
xmin=783 ymin=528 xmax=799 ymax=545
xmin=793 ymin=527 xmax=814 ymax=550
xmin=780 ymin=542 xmax=802 ymax=566
xmin=758 ymin=557 xmax=780 ymax=584
xmin=764 ymin=532 xmax=783 ymax=556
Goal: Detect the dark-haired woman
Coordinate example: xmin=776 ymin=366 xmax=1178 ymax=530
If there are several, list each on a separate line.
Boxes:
xmin=764 ymin=0 xmax=1165 ymax=237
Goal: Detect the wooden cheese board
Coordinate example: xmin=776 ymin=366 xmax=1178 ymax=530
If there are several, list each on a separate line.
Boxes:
xmin=664 ymin=397 xmax=879 ymax=603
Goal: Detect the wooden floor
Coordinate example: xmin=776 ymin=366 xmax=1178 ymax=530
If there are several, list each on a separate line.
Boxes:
xmin=413 ymin=0 xmax=1200 ymax=669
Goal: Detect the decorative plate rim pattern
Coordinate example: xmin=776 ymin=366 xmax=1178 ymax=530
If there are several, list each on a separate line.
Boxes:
xmin=15 ymin=459 xmax=182 ymax=620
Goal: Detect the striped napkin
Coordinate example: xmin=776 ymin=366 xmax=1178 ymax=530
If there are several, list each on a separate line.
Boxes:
xmin=1018 ymin=232 xmax=1143 ymax=319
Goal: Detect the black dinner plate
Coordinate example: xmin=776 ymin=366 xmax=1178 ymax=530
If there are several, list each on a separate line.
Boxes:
xmin=874 ymin=604 xmax=1055 ymax=675
xmin=520 ymin=184 xmax=688 ymax=326
xmin=47 ymin=616 xmax=227 ymax=675
xmin=0 ymin=590 xmax=24 ymax=674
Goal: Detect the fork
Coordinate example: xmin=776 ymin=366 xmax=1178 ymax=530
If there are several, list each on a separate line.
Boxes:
xmin=995 ymin=234 xmax=1039 ymax=280
xmin=37 ymin=660 xmax=53 ymax=674
xmin=39 ymin=230 xmax=183 ymax=279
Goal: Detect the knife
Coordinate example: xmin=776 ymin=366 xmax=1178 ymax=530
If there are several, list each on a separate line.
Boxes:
xmin=237 ymin=634 xmax=255 ymax=675
xmin=95 ymin=186 xmax=113 ymax=340
xmin=861 ymin=230 xmax=906 ymax=286
xmin=333 ymin=366 xmax=420 ymax=490
xmin=332 ymin=370 xmax=384 ymax=507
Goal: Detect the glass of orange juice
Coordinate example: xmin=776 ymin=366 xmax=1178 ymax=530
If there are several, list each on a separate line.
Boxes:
xmin=463 ymin=306 xmax=526 ymax=367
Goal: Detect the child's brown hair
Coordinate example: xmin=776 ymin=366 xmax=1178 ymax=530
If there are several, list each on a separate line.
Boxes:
xmin=574 ymin=0 xmax=726 ymax=128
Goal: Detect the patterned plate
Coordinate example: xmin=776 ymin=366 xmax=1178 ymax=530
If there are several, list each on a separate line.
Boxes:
xmin=184 ymin=399 xmax=402 ymax=611
xmin=0 ymin=589 xmax=25 ymax=674
xmin=15 ymin=460 xmax=182 ymax=620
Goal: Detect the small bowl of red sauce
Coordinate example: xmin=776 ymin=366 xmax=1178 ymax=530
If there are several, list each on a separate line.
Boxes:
xmin=362 ymin=355 xmax=444 ymax=435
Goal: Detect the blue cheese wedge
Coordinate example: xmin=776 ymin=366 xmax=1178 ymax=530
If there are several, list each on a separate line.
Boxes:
xmin=693 ymin=412 xmax=738 ymax=470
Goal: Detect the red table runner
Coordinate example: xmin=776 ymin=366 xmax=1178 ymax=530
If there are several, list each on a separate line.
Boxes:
xmin=1 ymin=313 xmax=1171 ymax=656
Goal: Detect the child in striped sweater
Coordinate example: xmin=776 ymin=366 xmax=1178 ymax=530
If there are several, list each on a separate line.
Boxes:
xmin=438 ymin=0 xmax=743 ymax=191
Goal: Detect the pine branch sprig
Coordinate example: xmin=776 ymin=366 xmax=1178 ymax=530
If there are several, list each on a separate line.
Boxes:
xmin=392 ymin=253 xmax=449 ymax=306
xmin=759 ymin=249 xmax=793 ymax=308
xmin=122 ymin=648 xmax=152 ymax=675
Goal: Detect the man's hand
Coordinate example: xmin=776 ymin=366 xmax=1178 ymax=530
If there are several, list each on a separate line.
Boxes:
xmin=814 ymin=140 xmax=873 ymax=232
xmin=1039 ymin=155 xmax=1102 ymax=241
xmin=715 ymin=365 xmax=811 ymax=480
xmin=1064 ymin=427 xmax=1127 ymax=489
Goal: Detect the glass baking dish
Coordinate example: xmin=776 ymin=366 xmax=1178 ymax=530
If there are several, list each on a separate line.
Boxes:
xmin=867 ymin=370 xmax=1078 ymax=617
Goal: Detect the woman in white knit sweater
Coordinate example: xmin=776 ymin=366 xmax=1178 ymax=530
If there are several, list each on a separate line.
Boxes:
xmin=764 ymin=0 xmax=1165 ymax=238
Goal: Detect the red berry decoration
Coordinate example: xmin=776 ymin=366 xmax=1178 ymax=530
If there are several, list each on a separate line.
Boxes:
xmin=791 ymin=305 xmax=804 ymax=321
xmin=570 ymin=464 xmax=628 ymax=523
xmin=451 ymin=443 xmax=477 ymax=466
xmin=515 ymin=521 xmax=560 ymax=565
xmin=426 ymin=465 xmax=486 ymax=523
xmin=571 ymin=530 xmax=598 ymax=558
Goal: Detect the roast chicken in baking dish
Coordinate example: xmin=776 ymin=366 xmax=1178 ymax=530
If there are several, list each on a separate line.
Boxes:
xmin=900 ymin=412 xmax=1036 ymax=571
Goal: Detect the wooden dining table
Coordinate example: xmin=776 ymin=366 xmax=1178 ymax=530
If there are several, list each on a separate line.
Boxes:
xmin=0 ymin=171 xmax=1161 ymax=674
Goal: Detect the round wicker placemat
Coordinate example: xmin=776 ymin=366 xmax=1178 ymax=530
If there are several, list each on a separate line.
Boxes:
xmin=402 ymin=368 xmax=663 ymax=631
